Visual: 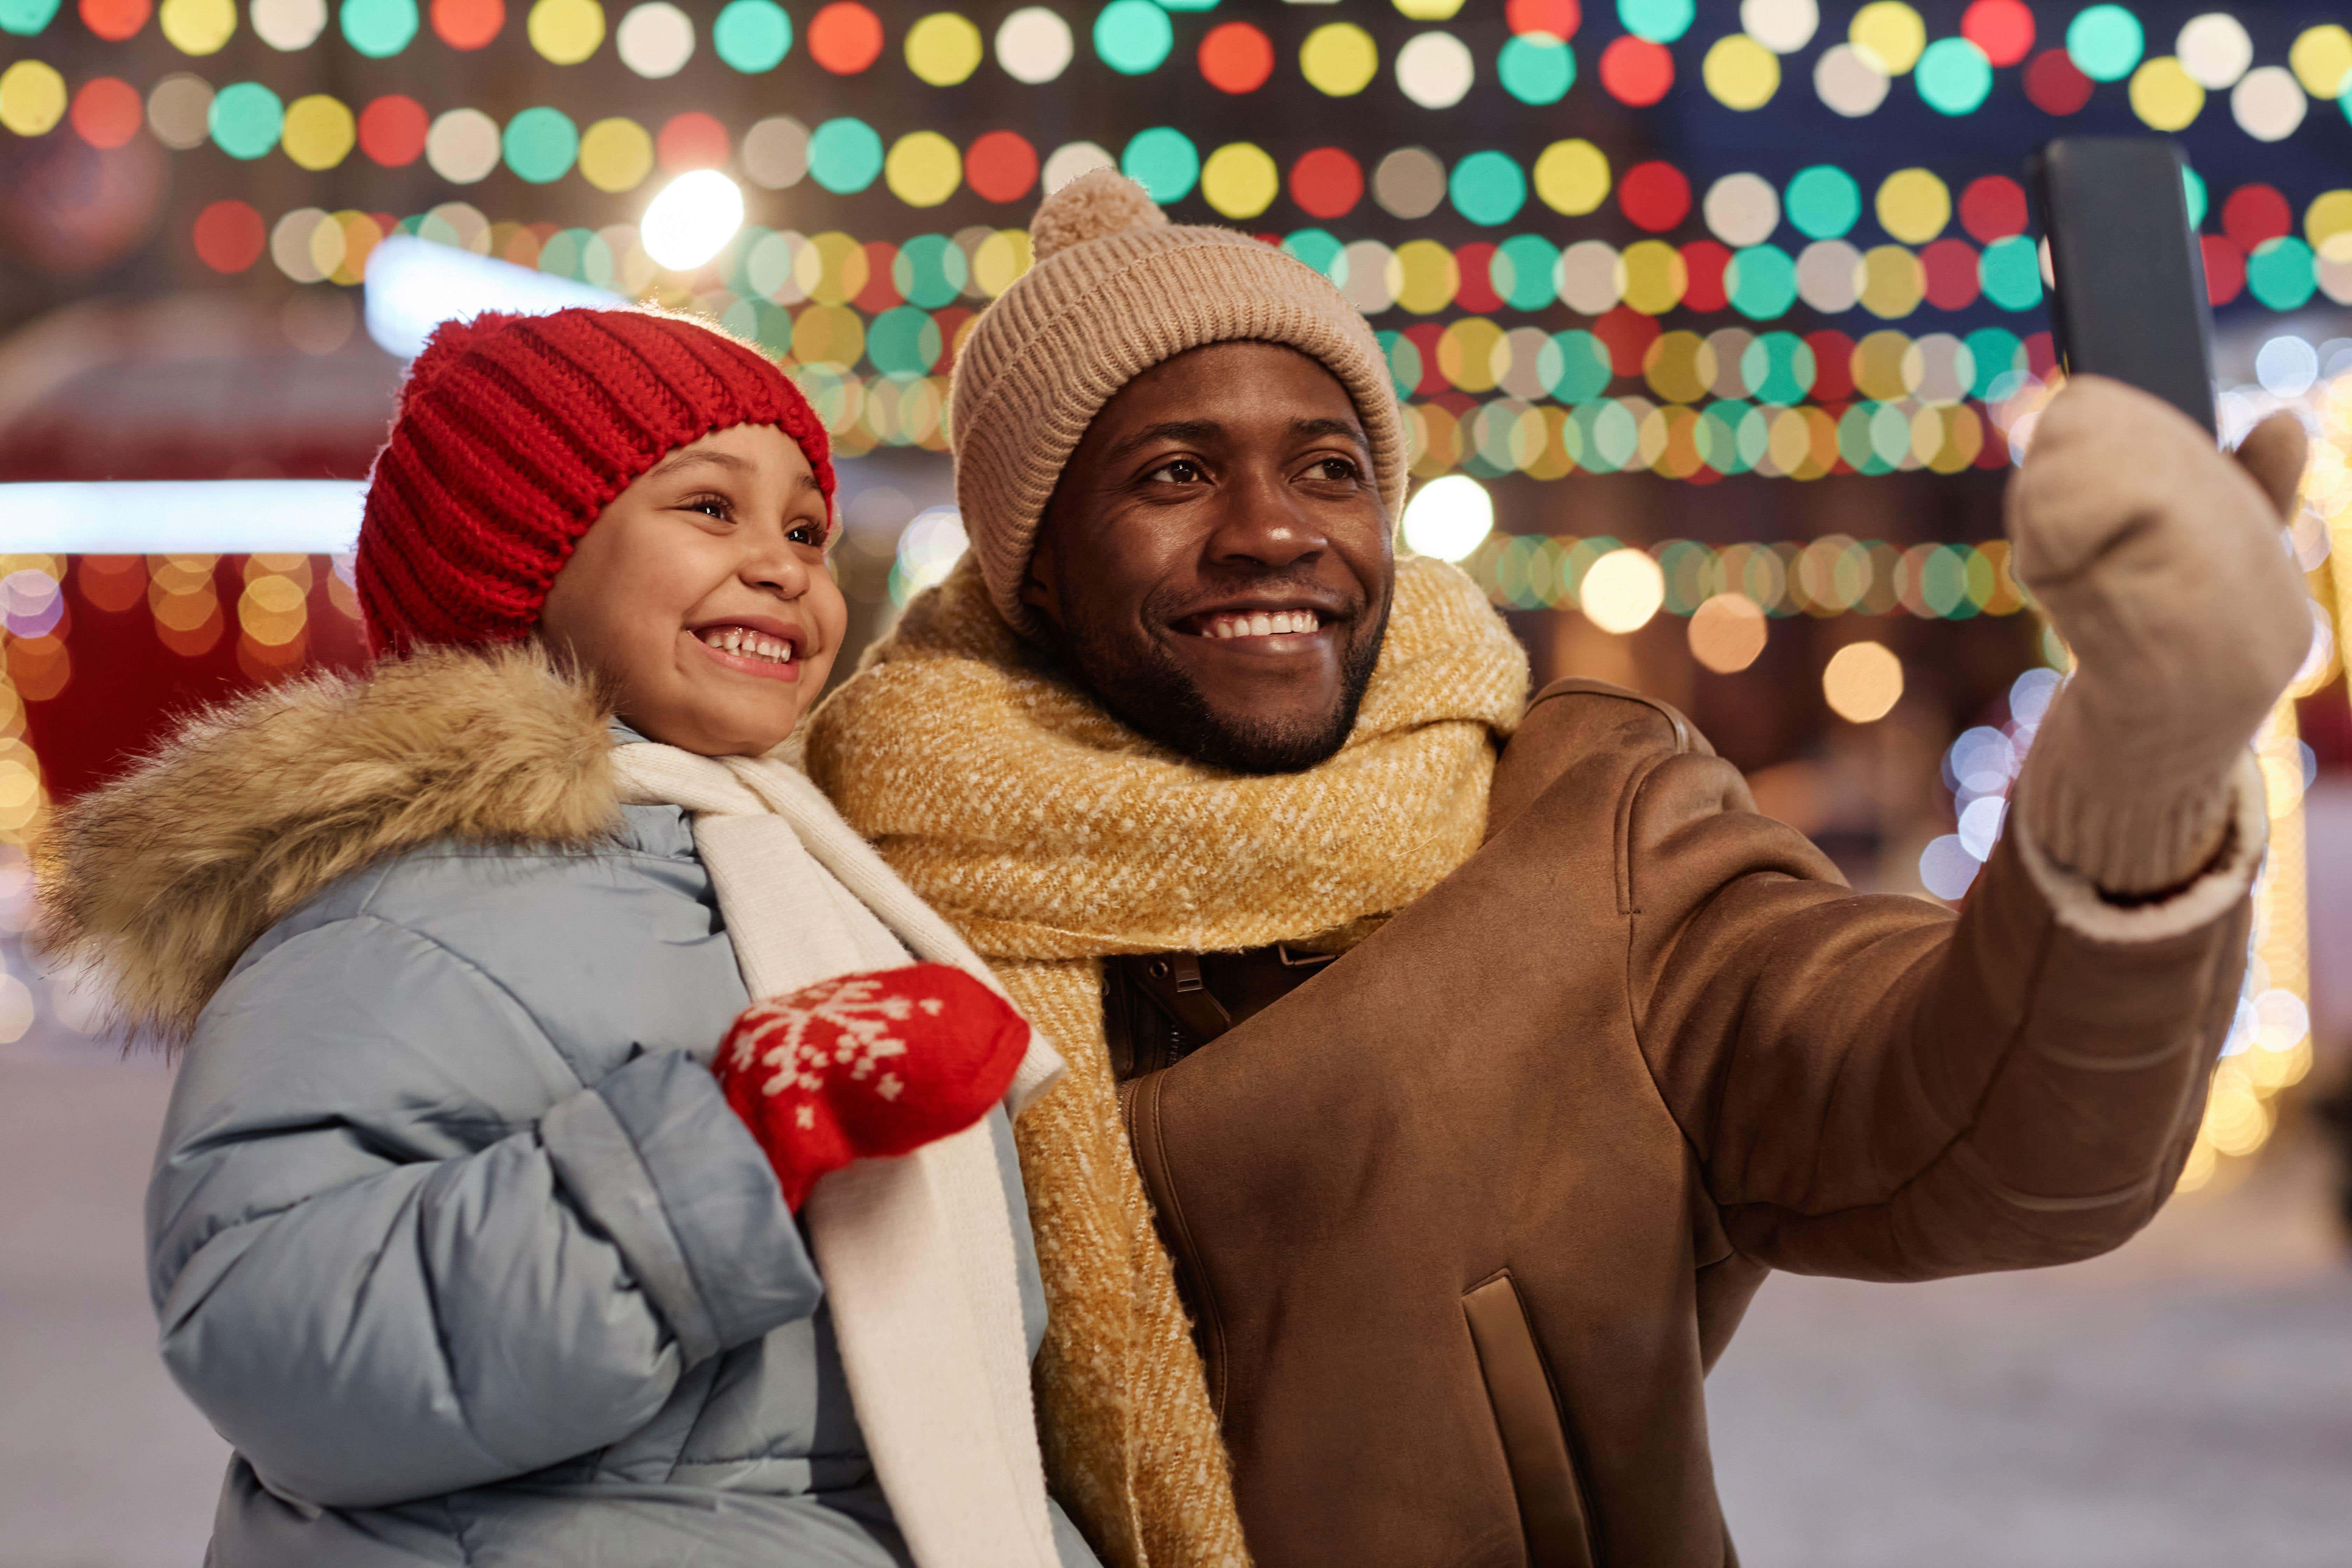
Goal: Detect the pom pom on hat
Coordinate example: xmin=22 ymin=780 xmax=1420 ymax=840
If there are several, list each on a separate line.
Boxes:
xmin=395 ymin=310 xmax=523 ymax=415
xmin=1029 ymin=168 xmax=1169 ymax=262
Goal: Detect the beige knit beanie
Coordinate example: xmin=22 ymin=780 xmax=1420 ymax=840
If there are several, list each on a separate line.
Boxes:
xmin=948 ymin=169 xmax=1407 ymax=638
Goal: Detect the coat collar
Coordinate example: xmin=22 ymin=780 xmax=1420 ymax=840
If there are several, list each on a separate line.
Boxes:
xmin=36 ymin=642 xmax=624 ymax=1042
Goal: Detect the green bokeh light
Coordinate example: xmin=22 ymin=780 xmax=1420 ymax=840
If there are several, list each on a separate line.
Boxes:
xmin=1121 ymin=126 xmax=1200 ymax=204
xmin=340 ymin=0 xmax=419 ymax=58
xmin=1282 ymin=229 xmax=1344 ymax=279
xmin=1378 ymin=330 xmax=1422 ymax=401
xmin=2182 ymin=166 xmax=2207 ymax=227
xmin=2065 ymin=4 xmax=2143 ymax=83
xmin=1785 ymin=166 xmax=1861 ymax=240
xmin=1498 ymin=35 xmax=1575 ymax=104
xmin=1450 ymin=150 xmax=1527 ymax=227
xmin=713 ymin=0 xmax=791 ymax=71
xmin=209 ymin=82 xmax=286 ymax=161
xmin=1616 ymin=0 xmax=1692 ymax=44
xmin=1977 ymin=236 xmax=2043 ymax=310
xmin=867 ymin=307 xmax=943 ymax=376
xmin=1740 ymin=332 xmax=1815 ymax=405
xmin=503 ymin=106 xmax=578 ymax=184
xmin=1962 ymin=327 xmax=2025 ymax=399
xmin=1493 ymin=234 xmax=1561 ymax=310
xmin=1916 ymin=37 xmax=1992 ymax=113
xmin=2247 ymin=237 xmax=2316 ymax=310
xmin=807 ymin=117 xmax=884 ymax=193
xmin=0 ymin=0 xmax=60 ymax=36
xmin=892 ymin=234 xmax=968 ymax=308
xmin=1727 ymin=245 xmax=1799 ymax=321
xmin=1094 ymin=0 xmax=1174 ymax=75
xmin=1543 ymin=332 xmax=1614 ymax=402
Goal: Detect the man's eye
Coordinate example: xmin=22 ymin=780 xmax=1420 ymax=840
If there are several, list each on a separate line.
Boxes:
xmin=1145 ymin=458 xmax=1205 ymax=484
xmin=1308 ymin=458 xmax=1358 ymax=483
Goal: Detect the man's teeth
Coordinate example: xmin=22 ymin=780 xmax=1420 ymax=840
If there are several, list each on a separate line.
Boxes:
xmin=1199 ymin=610 xmax=1322 ymax=639
xmin=699 ymin=626 xmax=796 ymax=664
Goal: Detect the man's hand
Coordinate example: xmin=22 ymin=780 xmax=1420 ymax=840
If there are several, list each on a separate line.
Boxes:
xmin=715 ymin=964 xmax=1028 ymax=1211
xmin=2009 ymin=374 xmax=2311 ymax=897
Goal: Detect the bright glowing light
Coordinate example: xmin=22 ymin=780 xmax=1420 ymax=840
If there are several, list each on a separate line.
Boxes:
xmin=641 ymin=169 xmax=744 ymax=271
xmin=0 ymin=481 xmax=366 ymax=552
xmin=362 ymin=233 xmax=620 ymax=357
xmin=1688 ymin=591 xmax=1768 ymax=670
xmin=2176 ymin=12 xmax=2250 ymax=88
xmin=1823 ymin=639 xmax=1903 ymax=721
xmin=1580 ymin=548 xmax=1665 ymax=633
xmin=1401 ymin=474 xmax=1492 ymax=561
xmin=895 ymin=505 xmax=968 ymax=594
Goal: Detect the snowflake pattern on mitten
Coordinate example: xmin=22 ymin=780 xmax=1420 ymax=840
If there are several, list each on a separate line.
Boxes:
xmin=715 ymin=963 xmax=1030 ymax=1211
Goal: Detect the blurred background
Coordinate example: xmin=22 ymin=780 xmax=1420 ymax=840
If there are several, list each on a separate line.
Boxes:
xmin=2 ymin=0 xmax=2350 ymax=1561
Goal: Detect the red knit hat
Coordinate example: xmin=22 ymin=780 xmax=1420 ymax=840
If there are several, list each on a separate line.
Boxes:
xmin=357 ymin=306 xmax=836 ymax=657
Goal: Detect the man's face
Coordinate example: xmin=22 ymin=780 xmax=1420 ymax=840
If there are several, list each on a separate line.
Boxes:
xmin=1021 ymin=342 xmax=1394 ymax=774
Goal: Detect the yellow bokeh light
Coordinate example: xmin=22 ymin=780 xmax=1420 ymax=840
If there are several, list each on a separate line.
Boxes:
xmin=971 ymin=229 xmax=1033 ymax=296
xmin=1533 ymin=139 xmax=1611 ymax=216
xmin=281 ymin=94 xmax=355 ymax=170
xmin=1582 ymin=549 xmax=1666 ymax=634
xmin=1849 ymin=0 xmax=1925 ymax=74
xmin=1703 ymin=33 xmax=1782 ymax=109
xmin=160 ymin=0 xmax=238 ymax=54
xmin=0 ymin=60 xmax=66 ymax=137
xmin=1823 ymin=639 xmax=1903 ymax=721
xmin=530 ymin=0 xmax=607 ymax=65
xmin=2128 ymin=56 xmax=2205 ymax=130
xmin=1300 ymin=22 xmax=1380 ymax=96
xmin=1392 ymin=0 xmax=1463 ymax=17
xmin=1201 ymin=142 xmax=1279 ymax=220
xmin=1689 ymin=593 xmax=1768 ymax=672
xmin=2288 ymin=24 xmax=2352 ymax=99
xmin=580 ymin=117 xmax=653 ymax=192
xmin=1875 ymin=167 xmax=1949 ymax=243
xmin=885 ymin=131 xmax=963 ymax=208
xmin=905 ymin=12 xmax=983 ymax=85
xmin=1392 ymin=238 xmax=1458 ymax=314
xmin=1620 ymin=239 xmax=1687 ymax=315
xmin=2306 ymin=190 xmax=2352 ymax=251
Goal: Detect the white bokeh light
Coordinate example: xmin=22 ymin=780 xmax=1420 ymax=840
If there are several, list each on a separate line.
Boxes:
xmin=1742 ymin=0 xmax=1819 ymax=54
xmin=1401 ymin=474 xmax=1492 ymax=562
xmin=995 ymin=6 xmax=1074 ymax=84
xmin=616 ymin=2 xmax=695 ymax=77
xmin=642 ymin=170 xmax=745 ymax=272
xmin=2177 ymin=13 xmax=2252 ymax=88
xmin=1580 ymin=548 xmax=1666 ymax=634
xmin=1395 ymin=31 xmax=1475 ymax=109
xmin=2231 ymin=66 xmax=2306 ymax=141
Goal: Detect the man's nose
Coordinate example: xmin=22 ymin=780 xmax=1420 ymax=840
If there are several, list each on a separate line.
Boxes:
xmin=1204 ymin=466 xmax=1327 ymax=572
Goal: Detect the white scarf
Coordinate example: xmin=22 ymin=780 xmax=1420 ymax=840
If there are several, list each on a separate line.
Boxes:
xmin=611 ymin=742 xmax=1067 ymax=1568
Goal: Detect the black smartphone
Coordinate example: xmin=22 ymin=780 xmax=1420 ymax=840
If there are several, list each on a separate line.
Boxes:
xmin=2028 ymin=136 xmax=2218 ymax=436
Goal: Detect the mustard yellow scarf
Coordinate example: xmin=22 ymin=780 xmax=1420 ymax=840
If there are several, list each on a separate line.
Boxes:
xmin=804 ymin=554 xmax=1528 ymax=1567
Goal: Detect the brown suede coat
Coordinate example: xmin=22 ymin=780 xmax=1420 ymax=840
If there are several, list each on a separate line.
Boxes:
xmin=1123 ymin=678 xmax=2253 ymax=1568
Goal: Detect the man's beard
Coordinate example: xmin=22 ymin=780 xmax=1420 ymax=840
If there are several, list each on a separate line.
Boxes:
xmin=1049 ymin=581 xmax=1390 ymax=775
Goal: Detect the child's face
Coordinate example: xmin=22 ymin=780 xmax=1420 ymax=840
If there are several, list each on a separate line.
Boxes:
xmin=539 ymin=422 xmax=847 ymax=756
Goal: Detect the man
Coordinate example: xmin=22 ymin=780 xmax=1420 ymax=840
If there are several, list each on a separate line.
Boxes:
xmin=805 ymin=171 xmax=2309 ymax=1568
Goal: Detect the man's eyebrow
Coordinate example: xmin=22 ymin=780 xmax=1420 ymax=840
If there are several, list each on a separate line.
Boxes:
xmin=1292 ymin=416 xmax=1371 ymax=453
xmin=646 ymin=448 xmax=751 ymax=479
xmin=1102 ymin=420 xmax=1225 ymax=466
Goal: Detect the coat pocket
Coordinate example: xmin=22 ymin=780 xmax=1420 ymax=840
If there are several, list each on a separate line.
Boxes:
xmin=1462 ymin=1270 xmax=1598 ymax=1568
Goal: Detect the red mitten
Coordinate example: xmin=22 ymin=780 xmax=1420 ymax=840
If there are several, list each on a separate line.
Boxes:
xmin=715 ymin=964 xmax=1028 ymax=1211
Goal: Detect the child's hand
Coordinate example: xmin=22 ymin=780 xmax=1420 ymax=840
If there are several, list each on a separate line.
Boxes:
xmin=714 ymin=964 xmax=1029 ymax=1211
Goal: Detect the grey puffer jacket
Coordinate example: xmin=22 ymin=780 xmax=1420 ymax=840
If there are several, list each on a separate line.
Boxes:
xmin=39 ymin=646 xmax=1102 ymax=1568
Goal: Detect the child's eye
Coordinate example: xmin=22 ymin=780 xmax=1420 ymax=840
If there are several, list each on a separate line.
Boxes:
xmin=1144 ymin=458 xmax=1206 ymax=485
xmin=680 ymin=494 xmax=733 ymax=522
xmin=786 ymin=519 xmax=828 ymax=547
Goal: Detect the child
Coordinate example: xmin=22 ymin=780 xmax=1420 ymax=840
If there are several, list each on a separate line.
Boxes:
xmin=40 ymin=308 xmax=1097 ymax=1568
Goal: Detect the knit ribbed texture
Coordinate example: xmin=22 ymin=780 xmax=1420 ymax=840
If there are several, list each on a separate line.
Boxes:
xmin=803 ymin=554 xmax=1530 ymax=1568
xmin=949 ymin=170 xmax=1406 ymax=640
xmin=358 ymin=307 xmax=836 ymax=658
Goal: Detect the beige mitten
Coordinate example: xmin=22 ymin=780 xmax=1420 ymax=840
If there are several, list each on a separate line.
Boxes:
xmin=2010 ymin=375 xmax=2311 ymax=897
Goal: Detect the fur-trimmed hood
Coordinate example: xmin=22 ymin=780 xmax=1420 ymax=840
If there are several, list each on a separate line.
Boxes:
xmin=37 ymin=643 xmax=623 ymax=1041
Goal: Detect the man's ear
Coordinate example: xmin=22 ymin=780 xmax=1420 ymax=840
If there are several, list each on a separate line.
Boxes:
xmin=1018 ymin=536 xmax=1063 ymax=630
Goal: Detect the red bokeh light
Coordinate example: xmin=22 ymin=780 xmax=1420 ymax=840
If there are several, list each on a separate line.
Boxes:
xmin=1454 ymin=241 xmax=1503 ymax=312
xmin=2200 ymin=236 xmax=2245 ymax=305
xmin=1506 ymin=0 xmax=1579 ymax=38
xmin=808 ymin=2 xmax=884 ymax=74
xmin=965 ymin=130 xmax=1037 ymax=204
xmin=1287 ymin=147 xmax=1363 ymax=219
xmin=1598 ymin=36 xmax=1673 ymax=105
xmin=1594 ymin=306 xmax=1662 ymax=376
xmin=2022 ymin=49 xmax=2092 ymax=113
xmin=1959 ymin=0 xmax=2035 ymax=66
xmin=77 ymin=0 xmax=150 ymax=41
xmin=192 ymin=200 xmax=266 ymax=273
xmin=69 ymin=76 xmax=143 ymax=148
xmin=358 ymin=95 xmax=429 ymax=166
xmin=430 ymin=0 xmax=503 ymax=50
xmin=1198 ymin=21 xmax=1273 ymax=93
xmin=1402 ymin=323 xmax=1447 ymax=395
xmin=1680 ymin=240 xmax=1731 ymax=311
xmin=1957 ymin=174 xmax=2028 ymax=241
xmin=2220 ymin=184 xmax=2292 ymax=251
xmin=657 ymin=111 xmax=730 ymax=172
xmin=1619 ymin=161 xmax=1691 ymax=232
xmin=1920 ymin=238 xmax=1982 ymax=309
xmin=1807 ymin=330 xmax=1857 ymax=401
